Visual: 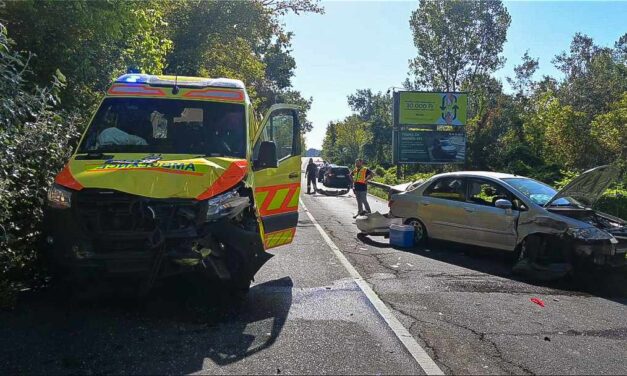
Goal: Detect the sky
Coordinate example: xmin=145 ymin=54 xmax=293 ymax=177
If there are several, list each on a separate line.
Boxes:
xmin=282 ymin=1 xmax=627 ymax=149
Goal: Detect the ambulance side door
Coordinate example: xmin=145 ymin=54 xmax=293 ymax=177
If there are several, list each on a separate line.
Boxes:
xmin=252 ymin=104 xmax=301 ymax=249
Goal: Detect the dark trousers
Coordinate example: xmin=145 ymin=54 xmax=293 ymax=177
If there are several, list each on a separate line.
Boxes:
xmin=307 ymin=176 xmax=317 ymax=193
xmin=355 ymin=190 xmax=371 ymax=213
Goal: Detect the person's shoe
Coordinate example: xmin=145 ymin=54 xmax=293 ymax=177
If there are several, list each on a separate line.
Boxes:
xmin=353 ymin=211 xmax=366 ymax=218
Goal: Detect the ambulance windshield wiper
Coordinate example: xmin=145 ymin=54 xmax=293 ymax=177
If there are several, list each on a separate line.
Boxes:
xmin=75 ymin=151 xmax=113 ymax=160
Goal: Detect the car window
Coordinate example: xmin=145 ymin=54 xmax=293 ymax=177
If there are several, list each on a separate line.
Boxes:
xmin=466 ymin=179 xmax=512 ymax=207
xmin=332 ymin=167 xmax=349 ymax=174
xmin=467 ymin=178 xmax=528 ymax=210
xmin=254 ymin=109 xmax=300 ymax=162
xmin=424 ymin=177 xmax=465 ymax=201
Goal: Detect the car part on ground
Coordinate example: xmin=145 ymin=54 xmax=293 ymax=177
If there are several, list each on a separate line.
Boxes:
xmin=356 ymin=211 xmax=402 ymax=236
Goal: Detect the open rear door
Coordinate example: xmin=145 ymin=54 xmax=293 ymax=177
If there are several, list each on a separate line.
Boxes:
xmin=252 ymin=105 xmax=301 ymax=249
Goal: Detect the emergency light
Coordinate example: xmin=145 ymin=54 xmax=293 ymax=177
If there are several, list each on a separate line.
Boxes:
xmin=116 ymin=74 xmax=150 ymax=84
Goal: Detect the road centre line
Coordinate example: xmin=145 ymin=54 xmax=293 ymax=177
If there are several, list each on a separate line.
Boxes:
xmin=299 ymin=199 xmax=444 ymax=376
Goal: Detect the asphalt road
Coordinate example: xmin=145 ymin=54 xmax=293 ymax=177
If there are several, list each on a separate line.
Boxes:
xmin=1 ymin=187 xmax=626 ymax=375
xmin=301 ymin=189 xmax=627 ymax=375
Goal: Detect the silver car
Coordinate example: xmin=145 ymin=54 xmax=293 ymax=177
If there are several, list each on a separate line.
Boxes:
xmin=389 ymin=166 xmax=626 ymax=276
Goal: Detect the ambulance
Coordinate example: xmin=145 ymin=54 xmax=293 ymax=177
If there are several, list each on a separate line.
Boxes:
xmin=43 ymin=74 xmax=302 ymax=293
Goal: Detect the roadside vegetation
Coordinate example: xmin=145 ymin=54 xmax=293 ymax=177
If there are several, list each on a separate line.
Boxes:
xmin=322 ymin=1 xmax=626 ymax=219
xmin=0 ymin=0 xmax=323 ymax=307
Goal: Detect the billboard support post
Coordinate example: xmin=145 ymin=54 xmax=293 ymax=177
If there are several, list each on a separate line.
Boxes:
xmin=392 ymin=91 xmax=401 ymax=179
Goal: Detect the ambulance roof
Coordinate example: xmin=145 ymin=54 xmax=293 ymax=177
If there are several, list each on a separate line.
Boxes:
xmin=115 ymin=74 xmax=245 ymax=90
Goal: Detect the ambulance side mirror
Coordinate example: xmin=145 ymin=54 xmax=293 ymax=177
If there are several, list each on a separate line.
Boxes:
xmin=254 ymin=141 xmax=278 ymax=170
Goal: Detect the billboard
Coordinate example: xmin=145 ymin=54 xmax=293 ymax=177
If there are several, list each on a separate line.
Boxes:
xmin=395 ymin=130 xmax=465 ymax=164
xmin=398 ymin=92 xmax=467 ymax=126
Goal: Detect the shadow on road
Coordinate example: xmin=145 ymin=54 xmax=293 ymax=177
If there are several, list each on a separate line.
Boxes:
xmin=357 ymin=232 xmax=627 ymax=302
xmin=356 ymin=233 xmax=390 ymax=249
xmin=0 ymin=276 xmax=293 ymax=374
xmin=419 ymin=240 xmax=627 ymax=302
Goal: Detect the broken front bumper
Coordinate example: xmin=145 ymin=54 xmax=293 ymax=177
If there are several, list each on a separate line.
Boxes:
xmin=42 ymin=189 xmax=268 ymax=280
xmin=572 ymin=237 xmax=627 ymax=267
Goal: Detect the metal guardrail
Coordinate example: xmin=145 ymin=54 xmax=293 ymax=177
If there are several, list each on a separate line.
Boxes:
xmin=367 ymin=180 xmax=393 ymax=192
xmin=368 ymin=179 xmax=426 ymax=197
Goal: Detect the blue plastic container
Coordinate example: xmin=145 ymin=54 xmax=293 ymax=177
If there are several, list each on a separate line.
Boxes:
xmin=389 ymin=224 xmax=414 ymax=248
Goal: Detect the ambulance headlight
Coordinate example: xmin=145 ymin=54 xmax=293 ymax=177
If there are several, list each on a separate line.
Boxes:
xmin=47 ymin=184 xmax=73 ymax=209
xmin=205 ymin=189 xmax=250 ymax=221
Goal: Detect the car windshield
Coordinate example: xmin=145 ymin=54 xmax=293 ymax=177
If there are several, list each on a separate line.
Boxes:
xmin=502 ymin=178 xmax=582 ymax=207
xmin=78 ymin=98 xmax=246 ymax=158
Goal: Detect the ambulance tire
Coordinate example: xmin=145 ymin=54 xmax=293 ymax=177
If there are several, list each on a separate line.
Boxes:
xmin=224 ymin=245 xmax=252 ymax=295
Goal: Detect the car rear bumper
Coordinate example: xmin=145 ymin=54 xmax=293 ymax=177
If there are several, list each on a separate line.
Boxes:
xmin=323 ymin=178 xmax=351 ymax=189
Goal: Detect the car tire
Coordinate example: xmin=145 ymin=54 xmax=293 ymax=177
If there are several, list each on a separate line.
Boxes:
xmin=404 ymin=218 xmax=427 ymax=246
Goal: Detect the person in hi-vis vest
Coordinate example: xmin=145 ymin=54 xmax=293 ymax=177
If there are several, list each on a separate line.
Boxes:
xmin=350 ymin=159 xmax=374 ymax=218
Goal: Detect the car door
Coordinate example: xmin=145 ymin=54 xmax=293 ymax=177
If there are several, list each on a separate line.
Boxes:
xmin=420 ymin=177 xmax=471 ymax=243
xmin=463 ymin=178 xmax=519 ymax=250
xmin=252 ymin=105 xmax=301 ymax=249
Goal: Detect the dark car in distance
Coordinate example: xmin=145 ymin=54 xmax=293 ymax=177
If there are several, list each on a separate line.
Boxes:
xmin=323 ymin=165 xmax=352 ymax=189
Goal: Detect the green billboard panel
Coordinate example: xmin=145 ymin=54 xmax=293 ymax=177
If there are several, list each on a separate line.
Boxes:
xmin=397 ymin=130 xmax=465 ymax=164
xmin=398 ymin=92 xmax=467 ymax=126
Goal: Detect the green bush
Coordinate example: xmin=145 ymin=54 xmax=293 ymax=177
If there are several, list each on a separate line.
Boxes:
xmin=597 ymin=188 xmax=627 ymax=220
xmin=373 ymin=166 xmax=386 ymax=177
xmin=0 ymin=24 xmax=80 ymax=308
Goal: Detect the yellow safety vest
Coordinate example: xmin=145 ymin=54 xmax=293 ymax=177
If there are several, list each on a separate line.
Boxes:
xmin=353 ymin=167 xmax=367 ymax=184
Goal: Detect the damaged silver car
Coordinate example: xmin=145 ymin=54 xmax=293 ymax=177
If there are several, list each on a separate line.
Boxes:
xmin=389 ymin=166 xmax=626 ymax=278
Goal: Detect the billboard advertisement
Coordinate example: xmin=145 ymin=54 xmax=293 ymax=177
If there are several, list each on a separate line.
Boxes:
xmin=396 ymin=130 xmax=465 ymax=164
xmin=398 ymin=92 xmax=467 ymax=126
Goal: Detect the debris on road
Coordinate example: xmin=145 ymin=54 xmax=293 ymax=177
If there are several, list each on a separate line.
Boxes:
xmin=530 ymin=297 xmax=546 ymax=307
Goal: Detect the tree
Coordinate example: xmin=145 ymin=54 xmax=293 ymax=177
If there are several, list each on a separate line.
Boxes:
xmin=334 ymin=115 xmax=372 ymax=166
xmin=590 ymin=92 xmax=627 ymax=165
xmin=347 ymin=89 xmax=393 ymax=165
xmin=523 ymin=91 xmax=596 ymax=170
xmin=0 ymin=24 xmax=80 ymax=301
xmin=165 ymin=0 xmax=322 ymax=116
xmin=3 ymin=0 xmax=172 ymax=113
xmin=507 ymin=51 xmax=539 ymax=98
xmin=321 ymin=121 xmax=339 ymax=163
xmin=552 ymin=33 xmax=627 ymax=118
xmin=407 ymin=0 xmax=511 ymax=92
xmin=256 ymin=0 xmax=324 ymax=15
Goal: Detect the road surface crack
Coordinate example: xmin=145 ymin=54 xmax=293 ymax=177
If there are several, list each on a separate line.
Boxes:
xmin=387 ymin=301 xmax=534 ymax=375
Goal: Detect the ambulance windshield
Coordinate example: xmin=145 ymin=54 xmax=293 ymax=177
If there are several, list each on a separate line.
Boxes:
xmin=78 ymin=98 xmax=246 ymax=158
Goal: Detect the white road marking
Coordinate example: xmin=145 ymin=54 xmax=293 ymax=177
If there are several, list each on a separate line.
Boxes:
xmin=299 ymin=199 xmax=444 ymax=376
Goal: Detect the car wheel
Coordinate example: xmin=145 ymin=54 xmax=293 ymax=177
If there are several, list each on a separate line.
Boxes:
xmin=404 ymin=218 xmax=426 ymax=246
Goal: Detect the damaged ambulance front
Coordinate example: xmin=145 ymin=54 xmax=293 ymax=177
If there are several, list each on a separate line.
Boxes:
xmin=43 ymin=74 xmax=302 ymax=293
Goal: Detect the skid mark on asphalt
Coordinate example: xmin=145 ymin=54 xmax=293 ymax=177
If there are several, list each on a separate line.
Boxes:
xmin=300 ymin=199 xmax=444 ymax=375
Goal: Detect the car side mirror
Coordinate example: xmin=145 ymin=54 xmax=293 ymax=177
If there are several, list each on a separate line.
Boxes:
xmin=495 ymin=199 xmax=513 ymax=210
xmin=254 ymin=141 xmax=278 ymax=170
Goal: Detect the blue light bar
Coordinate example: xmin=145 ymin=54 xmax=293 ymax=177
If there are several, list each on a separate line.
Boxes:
xmin=115 ymin=74 xmax=150 ymax=84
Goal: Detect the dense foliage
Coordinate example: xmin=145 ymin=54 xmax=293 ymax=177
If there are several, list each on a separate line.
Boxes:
xmin=0 ymin=24 xmax=80 ymax=305
xmin=0 ymin=0 xmax=322 ymax=306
